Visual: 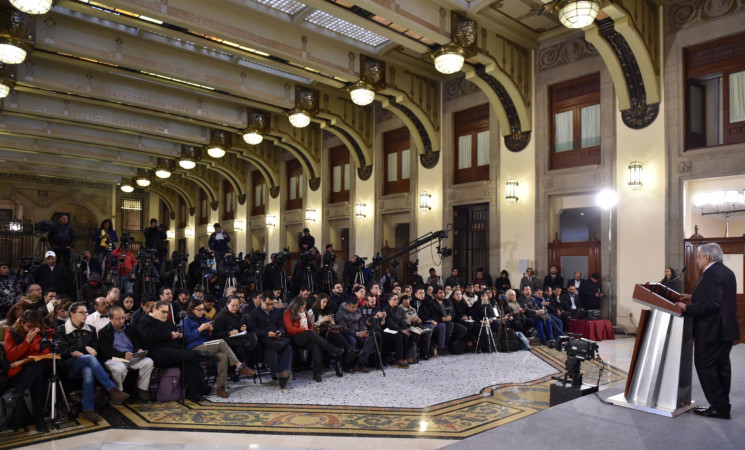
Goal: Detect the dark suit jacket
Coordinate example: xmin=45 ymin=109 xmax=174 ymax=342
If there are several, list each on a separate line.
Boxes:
xmin=97 ymin=322 xmax=144 ymax=362
xmin=687 ymin=261 xmax=740 ymax=342
xmin=543 ymin=275 xmax=564 ymax=290
xmin=33 ymin=264 xmax=68 ymax=294
xmin=560 ymin=293 xmax=582 ymax=312
xmin=567 ymin=278 xmax=583 ymax=290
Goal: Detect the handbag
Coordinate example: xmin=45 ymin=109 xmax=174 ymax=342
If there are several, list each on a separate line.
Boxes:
xmin=264 ymin=336 xmax=291 ymax=352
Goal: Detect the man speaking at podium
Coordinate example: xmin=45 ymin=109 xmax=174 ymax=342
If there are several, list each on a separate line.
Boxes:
xmin=675 ymin=243 xmax=739 ymax=420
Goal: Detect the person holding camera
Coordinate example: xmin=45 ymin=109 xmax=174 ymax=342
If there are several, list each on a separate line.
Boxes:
xmin=48 ymin=214 xmax=76 ymax=270
xmin=3 ymin=310 xmax=53 ymax=432
xmin=56 ymin=302 xmax=129 ymax=422
xmin=208 ymin=223 xmax=231 ymax=265
xmin=143 ymin=219 xmax=167 ymax=257
xmin=93 ymin=219 xmax=119 ymax=265
xmin=299 ymin=228 xmax=315 ymax=253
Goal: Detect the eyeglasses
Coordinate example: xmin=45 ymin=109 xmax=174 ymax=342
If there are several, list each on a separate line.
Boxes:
xmin=75 ymin=310 xmax=88 ymax=315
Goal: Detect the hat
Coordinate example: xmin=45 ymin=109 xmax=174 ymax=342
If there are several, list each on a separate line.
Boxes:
xmin=214 ymin=223 xmax=221 ymax=228
xmin=45 ymin=250 xmax=56 ymax=259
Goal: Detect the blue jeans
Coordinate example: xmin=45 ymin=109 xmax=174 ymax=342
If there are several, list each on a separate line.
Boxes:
xmin=66 ymin=354 xmax=115 ymax=411
xmin=343 ymin=333 xmax=373 ymax=365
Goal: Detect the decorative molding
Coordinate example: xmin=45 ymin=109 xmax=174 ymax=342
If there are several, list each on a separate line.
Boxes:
xmin=357 ymin=165 xmax=373 ymax=181
xmin=210 ymin=200 xmax=219 ymax=211
xmin=237 ymin=193 xmax=246 ymax=205
xmin=189 ymin=207 xmax=196 ymax=216
xmin=269 ymin=186 xmax=280 ymax=198
xmin=669 ymin=0 xmax=745 ymax=30
xmin=444 ymin=76 xmax=480 ymax=100
xmin=593 ymin=172 xmax=604 ymax=184
xmin=328 ymin=124 xmax=370 ymax=179
xmin=308 ymin=177 xmax=321 ymax=191
xmin=375 ymin=104 xmax=394 ymax=123
xmin=538 ymin=37 xmax=598 ymax=71
xmin=475 ymin=65 xmax=531 ymax=152
xmin=386 ymin=96 xmax=440 ymax=168
xmin=678 ymin=160 xmax=692 ymax=174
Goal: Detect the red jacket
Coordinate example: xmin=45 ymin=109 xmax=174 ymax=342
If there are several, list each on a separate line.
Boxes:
xmin=4 ymin=328 xmax=51 ymax=377
xmin=282 ymin=309 xmax=313 ymax=336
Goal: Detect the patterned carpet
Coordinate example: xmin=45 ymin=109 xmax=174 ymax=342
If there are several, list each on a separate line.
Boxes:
xmin=0 ymin=347 xmax=626 ymax=448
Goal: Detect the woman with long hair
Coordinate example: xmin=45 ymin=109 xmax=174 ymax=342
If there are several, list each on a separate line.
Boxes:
xmin=283 ymin=298 xmax=344 ymax=382
xmin=181 ymin=299 xmax=253 ymax=398
xmin=94 ymin=219 xmax=119 ymax=264
xmin=4 ymin=310 xmax=53 ymax=432
xmin=660 ymin=267 xmax=683 ymax=293
xmin=310 ymin=294 xmax=359 ymax=370
xmin=119 ymin=294 xmax=136 ymax=326
xmin=46 ymin=298 xmax=72 ymax=329
xmin=497 ymin=270 xmax=511 ymax=294
xmin=451 ymin=288 xmax=477 ymax=348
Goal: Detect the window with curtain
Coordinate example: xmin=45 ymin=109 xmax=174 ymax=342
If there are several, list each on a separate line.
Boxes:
xmin=199 ymin=189 xmax=208 ymax=225
xmin=329 ymin=145 xmax=350 ymax=203
xmin=286 ymin=159 xmax=303 ymax=210
xmin=685 ymin=32 xmax=745 ymax=149
xmin=454 ymin=104 xmax=490 ymax=184
xmin=120 ymin=197 xmax=143 ymax=231
xmin=222 ymin=179 xmax=235 ymax=221
xmin=384 ymin=127 xmax=411 ymax=195
xmin=252 ymin=170 xmax=266 ymax=216
xmin=550 ymin=73 xmax=601 ymax=170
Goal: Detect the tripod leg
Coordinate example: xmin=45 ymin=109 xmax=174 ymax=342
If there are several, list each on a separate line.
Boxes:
xmin=475 ymin=324 xmax=483 ymax=354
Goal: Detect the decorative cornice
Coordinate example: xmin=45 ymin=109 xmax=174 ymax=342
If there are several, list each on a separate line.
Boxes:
xmin=669 ymin=0 xmax=745 ymax=30
xmin=444 ymin=76 xmax=480 ymax=100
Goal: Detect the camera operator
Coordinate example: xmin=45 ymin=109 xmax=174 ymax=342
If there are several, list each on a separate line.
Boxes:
xmin=143 ymin=219 xmax=167 ymax=257
xmin=93 ymin=219 xmax=119 ymax=265
xmin=159 ymin=251 xmax=182 ymax=288
xmin=299 ymin=228 xmax=315 ymax=253
xmin=208 ymin=223 xmax=231 ymax=264
xmin=406 ymin=263 xmax=424 ymax=290
xmin=132 ymin=249 xmax=159 ymax=301
xmin=380 ymin=266 xmax=394 ymax=294
xmin=49 ymin=214 xmax=76 ymax=270
xmin=111 ymin=237 xmax=137 ymax=294
xmin=262 ymin=253 xmax=278 ymax=291
xmin=343 ymin=255 xmax=362 ymax=290
xmin=0 ymin=262 xmax=19 ymax=320
xmin=3 ymin=309 xmax=53 ymax=432
xmin=33 ymin=251 xmax=71 ymax=297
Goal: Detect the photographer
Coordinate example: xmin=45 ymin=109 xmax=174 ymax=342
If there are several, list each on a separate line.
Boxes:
xmin=208 ymin=223 xmax=231 ymax=264
xmin=111 ymin=240 xmax=137 ymax=294
xmin=56 ymin=302 xmax=129 ymax=422
xmin=3 ymin=310 xmax=53 ymax=432
xmin=93 ymin=219 xmax=119 ymax=265
xmin=49 ymin=214 xmax=76 ymax=269
xmin=407 ymin=264 xmax=424 ymax=290
xmin=262 ymin=254 xmax=278 ymax=291
xmin=143 ymin=219 xmax=167 ymax=257
xmin=343 ymin=255 xmax=367 ymax=290
xmin=298 ymin=228 xmax=315 ymax=253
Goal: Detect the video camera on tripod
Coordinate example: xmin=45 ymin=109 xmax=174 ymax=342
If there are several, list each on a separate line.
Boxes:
xmin=407 ymin=259 xmax=419 ymax=272
xmin=274 ymin=248 xmax=292 ymax=265
xmin=34 ymin=220 xmax=54 ymax=236
xmin=136 ymin=248 xmax=158 ymax=267
xmin=196 ymin=247 xmax=214 ymax=270
xmin=299 ymin=249 xmax=315 ymax=266
xmin=171 ymin=251 xmax=189 ymax=269
xmin=222 ymin=252 xmax=243 ymax=273
xmin=322 ymin=250 xmax=336 ymax=266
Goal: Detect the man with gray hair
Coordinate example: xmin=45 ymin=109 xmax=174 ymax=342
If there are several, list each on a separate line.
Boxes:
xmin=676 ymin=242 xmax=739 ymax=420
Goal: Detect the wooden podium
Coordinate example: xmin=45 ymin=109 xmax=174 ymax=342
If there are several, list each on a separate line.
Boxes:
xmin=607 ymin=283 xmax=696 ymax=417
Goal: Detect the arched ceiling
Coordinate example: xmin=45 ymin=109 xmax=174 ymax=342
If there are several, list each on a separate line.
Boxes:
xmin=0 ymin=0 xmax=661 ymax=195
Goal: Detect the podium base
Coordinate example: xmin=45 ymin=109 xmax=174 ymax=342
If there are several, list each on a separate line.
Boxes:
xmin=607 ymin=393 xmax=697 ymax=417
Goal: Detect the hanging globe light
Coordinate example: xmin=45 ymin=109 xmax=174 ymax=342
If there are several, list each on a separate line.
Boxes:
xmin=349 ymin=81 xmax=376 ymax=106
xmin=557 ymin=0 xmax=600 ymax=29
xmin=288 ymin=108 xmax=311 ymax=128
xmin=9 ymin=1 xmax=54 ymax=15
xmin=432 ymin=44 xmax=465 ymax=75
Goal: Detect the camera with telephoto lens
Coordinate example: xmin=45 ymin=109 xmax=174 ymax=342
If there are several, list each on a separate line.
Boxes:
xmin=370 ymin=253 xmax=385 ymax=267
xmin=274 ymin=248 xmax=292 ymax=265
xmin=34 ymin=220 xmax=54 ymax=235
xmin=171 ymin=251 xmax=189 ymax=267
xmin=119 ymin=231 xmax=132 ymax=248
xmin=553 ymin=333 xmax=599 ymax=360
xmin=354 ymin=256 xmax=367 ymax=269
xmin=250 ymin=251 xmax=266 ymax=263
xmin=17 ymin=256 xmax=41 ymax=271
xmin=322 ymin=251 xmax=336 ymax=266
xmin=300 ymin=250 xmax=315 ymax=266
xmin=39 ymin=328 xmax=61 ymax=352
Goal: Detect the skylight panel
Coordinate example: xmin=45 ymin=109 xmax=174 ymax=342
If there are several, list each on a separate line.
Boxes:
xmin=305 ymin=10 xmax=388 ymax=46
xmin=254 ymin=0 xmax=307 ymax=16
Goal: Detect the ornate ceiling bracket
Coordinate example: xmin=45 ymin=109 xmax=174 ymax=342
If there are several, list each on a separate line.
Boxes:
xmin=235 ymin=143 xmax=280 ymax=200
xmin=146 ymin=186 xmax=177 ymax=220
xmin=584 ymin=2 xmax=661 ymax=130
xmin=325 ymin=123 xmax=372 ymax=181
xmin=276 ymin=140 xmax=322 ymax=191
xmin=270 ymin=113 xmax=322 ymax=191
xmin=468 ymin=65 xmax=531 ymax=152
xmin=177 ymin=168 xmax=218 ymax=205
xmin=159 ymin=180 xmax=195 ymax=217
xmin=201 ymin=152 xmax=247 ymax=205
xmin=382 ymin=96 xmax=439 ymax=169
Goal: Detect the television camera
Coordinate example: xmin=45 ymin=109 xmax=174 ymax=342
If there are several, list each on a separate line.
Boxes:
xmin=551 ymin=333 xmax=599 ymax=388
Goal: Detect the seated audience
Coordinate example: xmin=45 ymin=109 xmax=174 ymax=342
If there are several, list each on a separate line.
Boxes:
xmin=335 ymin=297 xmax=374 ymax=373
xmin=46 ymin=298 xmax=72 ymax=329
xmin=382 ymin=293 xmax=415 ymax=365
xmin=362 ymin=293 xmax=408 ymax=369
xmin=85 ymin=297 xmax=111 ymax=332
xmin=310 ymin=294 xmax=358 ymax=370
xmin=246 ymin=295 xmax=293 ymax=388
xmin=561 ymin=285 xmax=583 ymax=318
xmin=398 ymin=294 xmax=432 ymax=362
xmin=518 ymin=286 xmax=554 ymax=345
xmin=214 ymin=296 xmax=258 ymax=375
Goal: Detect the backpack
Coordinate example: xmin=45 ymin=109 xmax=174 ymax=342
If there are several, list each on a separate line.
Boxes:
xmin=0 ymin=388 xmax=33 ymax=430
xmin=155 ymin=368 xmax=181 ymax=402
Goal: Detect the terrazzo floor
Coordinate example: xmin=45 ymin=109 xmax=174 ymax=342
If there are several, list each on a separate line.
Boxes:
xmin=208 ymin=350 xmax=556 ymax=408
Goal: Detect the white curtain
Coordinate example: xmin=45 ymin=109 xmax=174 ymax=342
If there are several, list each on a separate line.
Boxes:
xmin=458 ymin=135 xmax=471 ymax=169
xmin=333 ymin=166 xmax=341 ymax=192
xmin=387 ymin=152 xmax=397 ymax=182
xmin=289 ymin=176 xmax=297 ymax=200
xmin=581 ymin=104 xmax=600 ymax=147
xmin=554 ymin=110 xmax=573 ymax=152
xmin=298 ymin=174 xmax=304 ymax=198
xmin=343 ymin=163 xmax=350 ymax=190
xmin=476 ymin=131 xmax=489 ymax=166
xmin=730 ymin=71 xmax=745 ymax=123
xmin=401 ymin=149 xmax=410 ymax=180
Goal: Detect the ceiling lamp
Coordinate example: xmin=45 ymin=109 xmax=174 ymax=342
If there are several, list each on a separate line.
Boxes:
xmin=135 ymin=168 xmax=152 ymax=187
xmin=242 ymin=110 xmax=269 ymax=144
xmin=178 ymin=144 xmax=200 ymax=169
xmin=0 ymin=9 xmax=31 ymax=65
xmin=120 ymin=178 xmax=134 ymax=193
xmin=348 ymin=55 xmax=386 ymax=106
xmin=155 ymin=158 xmax=173 ymax=179
xmin=349 ymin=82 xmax=375 ymax=106
xmin=206 ymin=129 xmax=231 ymax=159
xmin=557 ymin=0 xmax=600 ymax=29
xmin=288 ymin=86 xmax=318 ymax=128
xmin=433 ymin=44 xmax=466 ymax=74
xmin=9 ymin=0 xmax=54 ymax=15
xmin=431 ymin=13 xmax=477 ymax=75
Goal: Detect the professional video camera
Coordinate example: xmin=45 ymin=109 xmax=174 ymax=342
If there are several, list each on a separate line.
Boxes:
xmin=34 ymin=220 xmax=55 ymax=235
xmin=369 ymin=253 xmax=384 ymax=267
xmin=354 ymin=256 xmax=367 ymax=269
xmin=300 ymin=249 xmax=315 ymax=266
xmin=17 ymin=256 xmax=41 ymax=271
xmin=71 ymin=252 xmax=86 ymax=267
xmin=222 ymin=252 xmax=243 ymax=272
xmin=322 ymin=250 xmax=336 ymax=266
xmin=196 ymin=247 xmax=214 ymax=269
xmin=171 ymin=251 xmax=189 ymax=268
xmin=274 ymin=248 xmax=292 ymax=265
xmin=136 ymin=248 xmax=158 ymax=267
xmin=407 ymin=259 xmax=419 ymax=272
xmin=250 ymin=251 xmax=266 ymax=264
xmin=119 ymin=231 xmax=132 ymax=248
xmin=553 ymin=333 xmax=599 ymax=361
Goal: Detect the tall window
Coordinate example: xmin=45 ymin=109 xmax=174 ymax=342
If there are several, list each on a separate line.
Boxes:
xmin=550 ymin=73 xmax=601 ymax=170
xmin=454 ymin=104 xmax=490 ymax=184
xmin=199 ymin=189 xmax=208 ymax=225
xmin=178 ymin=197 xmax=186 ymax=228
xmin=252 ymin=170 xmax=266 ymax=216
xmin=384 ymin=127 xmax=410 ymax=195
xmin=160 ymin=201 xmax=170 ymax=229
xmin=286 ymin=159 xmax=303 ymax=210
xmin=222 ymin=180 xmax=235 ymax=221
xmin=329 ymin=145 xmax=350 ymax=203
xmin=685 ymin=32 xmax=745 ymax=149
xmin=120 ymin=197 xmax=143 ymax=231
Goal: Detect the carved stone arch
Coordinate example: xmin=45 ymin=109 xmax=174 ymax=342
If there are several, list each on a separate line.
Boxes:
xmin=146 ymin=186 xmax=176 ymax=221
xmin=160 ymin=181 xmax=195 ymax=216
xmin=320 ymin=121 xmax=373 ymax=181
xmin=177 ymin=171 xmax=217 ymax=206
xmin=273 ymin=140 xmax=322 ymax=191
xmin=381 ymin=95 xmax=441 ymax=168
xmin=202 ymin=159 xmax=247 ymax=205
xmin=234 ymin=153 xmax=280 ymax=199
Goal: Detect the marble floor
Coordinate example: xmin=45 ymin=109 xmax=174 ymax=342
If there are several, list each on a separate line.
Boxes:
xmin=11 ymin=337 xmax=635 ymax=450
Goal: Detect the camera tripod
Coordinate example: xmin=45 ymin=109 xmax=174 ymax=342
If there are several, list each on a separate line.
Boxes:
xmin=172 ymin=263 xmax=187 ymax=293
xmin=319 ymin=265 xmax=334 ymax=294
xmin=475 ymin=315 xmax=498 ymax=354
xmin=552 ymin=356 xmax=585 ymax=388
xmin=353 ymin=267 xmax=365 ymax=286
xmin=44 ymin=346 xmax=71 ymax=427
xmin=276 ymin=264 xmax=288 ymax=302
xmin=223 ymin=269 xmax=238 ymax=296
xmin=302 ymin=263 xmax=315 ymax=292
xmin=251 ymin=261 xmax=264 ymax=292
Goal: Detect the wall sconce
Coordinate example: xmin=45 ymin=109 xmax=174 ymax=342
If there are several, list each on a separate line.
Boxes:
xmin=0 ymin=9 xmax=30 ymax=65
xmin=348 ymin=55 xmax=385 ymax=106
xmin=628 ymin=161 xmax=643 ymax=190
xmin=166 ymin=230 xmax=175 ymax=240
xmin=233 ymin=219 xmax=245 ymax=231
xmin=431 ymin=12 xmax=477 ymax=75
xmin=506 ymin=179 xmax=519 ymax=203
xmin=305 ymin=208 xmax=316 ymax=222
xmin=206 ymin=129 xmax=231 ymax=159
xmin=184 ymin=227 xmax=195 ymax=238
xmin=206 ymin=224 xmax=214 ymax=234
xmin=135 ymin=168 xmax=153 ymax=187
xmin=242 ymin=110 xmax=269 ymax=145
xmin=265 ymin=214 xmax=277 ymax=227
xmin=179 ymin=144 xmax=200 ymax=169
xmin=287 ymin=86 xmax=318 ymax=128
xmin=9 ymin=217 xmax=21 ymax=232
xmin=120 ymin=178 xmax=135 ymax=193
xmin=420 ymin=192 xmax=432 ymax=211
xmin=355 ymin=202 xmax=366 ymax=218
